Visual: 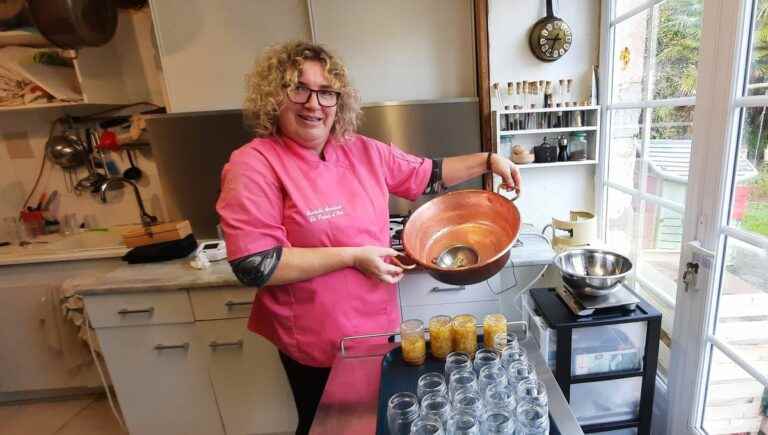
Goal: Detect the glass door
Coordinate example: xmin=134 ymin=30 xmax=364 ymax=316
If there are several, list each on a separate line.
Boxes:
xmin=666 ymin=0 xmax=768 ymax=433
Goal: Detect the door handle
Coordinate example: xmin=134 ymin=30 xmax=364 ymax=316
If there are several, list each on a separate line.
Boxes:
xmin=430 ymin=286 xmax=466 ymax=292
xmin=209 ymin=339 xmax=244 ymax=349
xmin=224 ymin=300 xmax=253 ymax=310
xmin=118 ymin=307 xmax=154 ymax=316
xmin=154 ymin=342 xmax=189 ymax=351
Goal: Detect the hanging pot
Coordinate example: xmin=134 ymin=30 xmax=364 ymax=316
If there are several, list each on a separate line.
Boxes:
xmin=26 ymin=0 xmax=118 ymax=50
xmin=392 ymin=186 xmax=522 ymax=285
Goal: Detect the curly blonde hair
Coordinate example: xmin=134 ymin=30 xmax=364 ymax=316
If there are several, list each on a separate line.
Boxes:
xmin=243 ymin=41 xmax=361 ymax=139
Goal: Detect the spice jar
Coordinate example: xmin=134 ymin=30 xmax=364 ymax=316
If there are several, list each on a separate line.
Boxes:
xmin=569 ymin=131 xmax=588 ymax=161
xmin=483 ymin=314 xmax=507 ymax=349
xmin=428 ymin=315 xmax=453 ymax=359
xmin=451 ymin=314 xmax=477 ymax=356
xmin=400 ymin=319 xmax=426 ymax=365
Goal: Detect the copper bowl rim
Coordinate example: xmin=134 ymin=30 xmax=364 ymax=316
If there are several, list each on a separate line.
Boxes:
xmin=402 ymin=189 xmax=521 ymax=272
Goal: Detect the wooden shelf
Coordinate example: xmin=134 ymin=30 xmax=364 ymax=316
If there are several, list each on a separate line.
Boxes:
xmin=0 ymin=28 xmax=49 ymax=47
xmin=0 ymin=101 xmax=88 ymax=112
xmin=517 ymin=160 xmax=597 ymax=169
xmin=496 ymin=105 xmax=600 ymax=115
xmin=500 ymin=126 xmax=598 ymax=136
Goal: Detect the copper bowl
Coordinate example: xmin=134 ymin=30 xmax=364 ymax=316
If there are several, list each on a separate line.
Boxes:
xmin=396 ymin=188 xmax=521 ymax=285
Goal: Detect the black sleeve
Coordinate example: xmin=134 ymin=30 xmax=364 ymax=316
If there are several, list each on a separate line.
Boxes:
xmin=229 ymin=246 xmax=283 ymax=287
xmin=422 ymin=158 xmax=446 ymax=195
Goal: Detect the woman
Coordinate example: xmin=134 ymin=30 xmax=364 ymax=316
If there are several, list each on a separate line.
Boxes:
xmin=216 ymin=41 xmax=521 ymax=434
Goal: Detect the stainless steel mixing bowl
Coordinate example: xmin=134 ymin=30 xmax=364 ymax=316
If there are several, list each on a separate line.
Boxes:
xmin=553 ymin=248 xmax=633 ymax=296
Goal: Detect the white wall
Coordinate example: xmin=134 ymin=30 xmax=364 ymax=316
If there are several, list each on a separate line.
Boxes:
xmin=0 ymin=108 xmax=168 ymax=232
xmin=489 ymin=0 xmax=600 ymax=230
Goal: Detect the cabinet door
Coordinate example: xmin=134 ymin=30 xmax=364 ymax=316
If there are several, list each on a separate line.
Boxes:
xmin=95 ymin=324 xmax=224 ymax=435
xmin=196 ymin=318 xmax=297 ymax=435
xmin=149 ymin=0 xmax=309 ymax=112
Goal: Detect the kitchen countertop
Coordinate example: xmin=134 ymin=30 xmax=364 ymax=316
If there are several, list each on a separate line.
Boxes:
xmin=506 ymin=232 xmax=554 ymax=267
xmin=62 ymin=256 xmax=241 ymax=297
xmin=310 ymin=337 xmax=584 ymax=435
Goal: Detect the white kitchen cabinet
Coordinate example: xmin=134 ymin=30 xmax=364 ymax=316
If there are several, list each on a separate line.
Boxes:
xmin=398 ymin=272 xmax=501 ymax=322
xmin=196 ymin=318 xmax=297 ymax=435
xmin=148 ymin=0 xmax=310 ymax=112
xmin=95 ymin=323 xmax=225 ymax=435
xmin=311 ymin=0 xmax=476 ymax=103
xmin=0 ymin=9 xmax=164 ymax=110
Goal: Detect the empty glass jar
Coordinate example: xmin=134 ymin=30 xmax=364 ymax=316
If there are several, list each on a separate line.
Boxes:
xmin=446 ymin=410 xmax=481 ymax=435
xmin=493 ymin=332 xmax=519 ymax=352
xmin=483 ymin=314 xmax=507 ymax=349
xmin=484 ymin=383 xmax=517 ymax=414
xmin=401 ymin=319 xmax=426 ymax=366
xmin=448 ymin=368 xmax=478 ymax=401
xmin=516 ymin=402 xmax=549 ymax=435
xmin=473 ymin=348 xmax=501 ymax=375
xmin=420 ymin=392 xmax=451 ymax=429
xmin=451 ymin=314 xmax=477 ymax=356
xmin=501 ymin=345 xmax=527 ymax=369
xmin=444 ymin=352 xmax=472 ymax=383
xmin=477 ymin=365 xmax=507 ymax=397
xmin=408 ymin=415 xmax=443 ymax=435
xmin=429 ymin=315 xmax=453 ymax=359
xmin=453 ymin=390 xmax=485 ymax=419
xmin=516 ymin=378 xmax=548 ymax=409
xmin=481 ymin=408 xmax=515 ymax=434
xmin=417 ymin=372 xmax=447 ymax=403
xmin=507 ymin=360 xmax=537 ymax=393
xmin=387 ymin=392 xmax=420 ymax=435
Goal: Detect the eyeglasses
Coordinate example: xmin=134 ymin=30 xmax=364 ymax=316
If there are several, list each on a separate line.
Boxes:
xmin=286 ymin=84 xmax=340 ymax=107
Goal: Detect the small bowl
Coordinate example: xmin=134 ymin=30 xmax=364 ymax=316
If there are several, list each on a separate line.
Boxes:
xmin=554 ymin=248 xmax=633 ymax=296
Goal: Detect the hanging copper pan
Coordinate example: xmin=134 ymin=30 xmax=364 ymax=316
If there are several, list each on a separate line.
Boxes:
xmin=392 ymin=187 xmax=521 ymax=285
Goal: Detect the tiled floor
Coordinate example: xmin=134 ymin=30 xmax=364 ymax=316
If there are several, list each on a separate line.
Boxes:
xmin=0 ymin=396 xmax=127 ymax=435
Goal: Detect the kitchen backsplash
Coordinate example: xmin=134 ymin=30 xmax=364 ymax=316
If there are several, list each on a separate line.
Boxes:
xmin=0 ymin=107 xmax=168 ymax=233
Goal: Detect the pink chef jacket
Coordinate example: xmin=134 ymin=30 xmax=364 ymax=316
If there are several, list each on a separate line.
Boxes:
xmin=216 ymin=134 xmax=432 ymax=367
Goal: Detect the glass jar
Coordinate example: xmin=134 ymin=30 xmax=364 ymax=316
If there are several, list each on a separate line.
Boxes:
xmin=451 ymin=314 xmax=477 ymax=356
xmin=473 ymin=348 xmax=501 ymax=376
xmin=401 ymin=319 xmax=426 ymax=366
xmin=516 ymin=403 xmax=550 ymax=435
xmin=481 ymin=409 xmax=515 ymax=434
xmin=387 ymin=392 xmax=420 ymax=435
xmin=445 ymin=352 xmax=472 ymax=382
xmin=420 ymin=392 xmax=451 ymax=430
xmin=429 ymin=315 xmax=453 ymax=359
xmin=483 ymin=314 xmax=507 ymax=349
xmin=417 ymin=372 xmax=447 ymax=403
xmin=569 ymin=131 xmax=588 ymax=161
xmin=484 ymin=383 xmax=517 ymax=414
xmin=453 ymin=390 xmax=484 ymax=419
xmin=493 ymin=332 xmax=519 ymax=352
xmin=446 ymin=410 xmax=481 ymax=435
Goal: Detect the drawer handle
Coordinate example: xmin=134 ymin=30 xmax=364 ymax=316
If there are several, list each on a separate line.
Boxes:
xmin=224 ymin=300 xmax=253 ymax=309
xmin=209 ymin=339 xmax=244 ymax=349
xmin=430 ymin=286 xmax=466 ymax=292
xmin=154 ymin=342 xmax=189 ymax=351
xmin=117 ymin=307 xmax=155 ymax=316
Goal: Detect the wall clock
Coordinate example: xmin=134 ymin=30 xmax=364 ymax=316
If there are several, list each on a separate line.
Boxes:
xmin=529 ymin=0 xmax=573 ymax=62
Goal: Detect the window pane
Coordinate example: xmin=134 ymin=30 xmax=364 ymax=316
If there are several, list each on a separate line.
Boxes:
xmin=608 ymin=109 xmax=645 ymax=189
xmin=652 ymin=0 xmax=703 ymax=100
xmin=730 ymin=107 xmax=768 ymax=237
xmin=606 ymin=187 xmax=640 ymax=257
xmin=712 ymin=236 xmax=768 ymax=411
xmin=701 ymin=347 xmax=767 ymax=435
xmin=612 ymin=8 xmax=650 ymax=103
xmin=745 ymin=0 xmax=768 ymax=96
xmin=645 ymin=106 xmax=695 ymax=203
xmin=615 ymin=0 xmax=650 ymax=18
xmin=637 ymin=203 xmax=681 ymax=300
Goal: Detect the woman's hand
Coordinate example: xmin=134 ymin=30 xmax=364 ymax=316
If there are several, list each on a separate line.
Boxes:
xmin=352 ymin=246 xmax=405 ymax=284
xmin=490 ymin=154 xmax=522 ymax=193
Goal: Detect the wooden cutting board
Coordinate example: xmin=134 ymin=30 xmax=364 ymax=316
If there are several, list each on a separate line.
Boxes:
xmin=120 ymin=220 xmax=192 ymax=248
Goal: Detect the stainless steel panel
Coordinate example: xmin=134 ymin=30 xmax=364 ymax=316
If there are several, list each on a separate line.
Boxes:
xmin=146 ymin=100 xmax=482 ymax=237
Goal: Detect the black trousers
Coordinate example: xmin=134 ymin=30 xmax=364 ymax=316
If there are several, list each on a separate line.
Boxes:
xmin=278 ymin=352 xmax=332 ymax=435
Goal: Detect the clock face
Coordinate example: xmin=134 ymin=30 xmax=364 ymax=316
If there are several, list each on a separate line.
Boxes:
xmin=529 ymin=18 xmax=573 ymax=62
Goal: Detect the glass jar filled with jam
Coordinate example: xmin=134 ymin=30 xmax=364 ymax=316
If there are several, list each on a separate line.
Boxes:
xmin=451 ymin=314 xmax=477 ymax=356
xmin=483 ymin=313 xmax=508 ymax=349
xmin=400 ymin=319 xmax=426 ymax=365
xmin=428 ymin=315 xmax=453 ymax=359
